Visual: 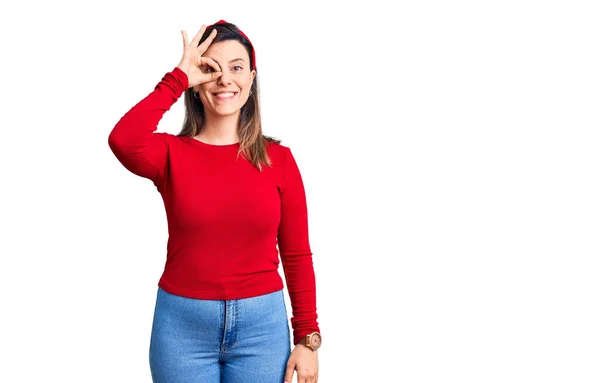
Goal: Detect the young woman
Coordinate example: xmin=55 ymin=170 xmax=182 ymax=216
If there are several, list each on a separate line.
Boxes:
xmin=108 ymin=20 xmax=321 ymax=383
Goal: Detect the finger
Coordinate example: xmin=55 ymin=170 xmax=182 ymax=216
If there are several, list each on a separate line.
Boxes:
xmin=283 ymin=364 xmax=295 ymax=383
xmin=200 ymin=57 xmax=221 ymax=73
xmin=189 ymin=24 xmax=207 ymax=48
xmin=197 ymin=29 xmax=217 ymax=53
xmin=181 ymin=30 xmax=188 ymax=51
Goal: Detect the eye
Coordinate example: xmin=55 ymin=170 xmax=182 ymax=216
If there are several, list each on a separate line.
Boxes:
xmin=233 ymin=65 xmax=243 ymax=71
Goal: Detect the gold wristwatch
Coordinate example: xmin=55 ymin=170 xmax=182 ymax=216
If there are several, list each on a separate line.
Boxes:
xmin=301 ymin=332 xmax=322 ymax=351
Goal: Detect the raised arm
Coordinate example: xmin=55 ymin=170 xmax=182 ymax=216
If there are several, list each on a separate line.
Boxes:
xmin=108 ymin=25 xmax=224 ymax=187
xmin=278 ymin=146 xmax=320 ymax=346
xmin=107 ymin=68 xmax=188 ymax=187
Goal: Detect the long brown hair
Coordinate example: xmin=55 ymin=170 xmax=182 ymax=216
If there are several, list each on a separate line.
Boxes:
xmin=176 ymin=21 xmax=280 ymax=172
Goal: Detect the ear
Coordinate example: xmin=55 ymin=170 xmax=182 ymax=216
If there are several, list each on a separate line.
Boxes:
xmin=251 ymin=69 xmax=256 ymax=82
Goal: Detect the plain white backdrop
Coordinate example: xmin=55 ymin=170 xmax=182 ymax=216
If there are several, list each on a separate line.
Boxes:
xmin=1 ymin=0 xmax=599 ymax=382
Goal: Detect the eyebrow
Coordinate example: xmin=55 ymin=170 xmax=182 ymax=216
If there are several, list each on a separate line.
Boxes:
xmin=212 ymin=58 xmax=246 ymax=65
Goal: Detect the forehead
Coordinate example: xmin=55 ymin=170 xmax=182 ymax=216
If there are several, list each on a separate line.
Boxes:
xmin=202 ymin=40 xmax=250 ymax=63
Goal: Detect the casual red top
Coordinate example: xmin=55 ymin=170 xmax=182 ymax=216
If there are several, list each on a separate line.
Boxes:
xmin=108 ymin=67 xmax=319 ymax=345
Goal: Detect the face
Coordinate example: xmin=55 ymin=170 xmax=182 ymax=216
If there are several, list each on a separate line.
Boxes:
xmin=194 ymin=40 xmax=256 ymax=117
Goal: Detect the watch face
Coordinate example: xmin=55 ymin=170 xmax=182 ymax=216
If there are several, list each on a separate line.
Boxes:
xmin=310 ymin=333 xmax=322 ymax=349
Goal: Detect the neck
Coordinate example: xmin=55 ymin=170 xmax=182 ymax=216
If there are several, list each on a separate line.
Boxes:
xmin=199 ymin=110 xmax=241 ymax=144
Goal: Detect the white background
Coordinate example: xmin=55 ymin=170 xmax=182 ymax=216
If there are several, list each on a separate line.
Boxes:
xmin=1 ymin=0 xmax=599 ymax=382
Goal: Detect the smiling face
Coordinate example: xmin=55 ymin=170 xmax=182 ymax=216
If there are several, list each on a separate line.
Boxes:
xmin=194 ymin=40 xmax=256 ymax=117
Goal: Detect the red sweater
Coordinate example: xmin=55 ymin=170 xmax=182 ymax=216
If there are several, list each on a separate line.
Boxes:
xmin=108 ymin=67 xmax=319 ymax=345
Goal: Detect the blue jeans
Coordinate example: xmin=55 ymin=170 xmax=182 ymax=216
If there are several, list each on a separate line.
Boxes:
xmin=149 ymin=287 xmax=291 ymax=383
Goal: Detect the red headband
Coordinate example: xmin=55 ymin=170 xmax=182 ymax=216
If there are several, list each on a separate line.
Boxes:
xmin=206 ymin=19 xmax=256 ymax=71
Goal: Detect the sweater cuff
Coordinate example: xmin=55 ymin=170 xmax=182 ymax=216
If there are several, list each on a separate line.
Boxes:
xmin=170 ymin=66 xmax=189 ymax=93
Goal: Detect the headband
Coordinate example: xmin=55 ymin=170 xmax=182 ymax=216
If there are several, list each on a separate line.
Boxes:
xmin=207 ymin=19 xmax=256 ymax=71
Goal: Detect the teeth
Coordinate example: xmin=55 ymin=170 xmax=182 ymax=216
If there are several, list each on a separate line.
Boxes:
xmin=214 ymin=92 xmax=235 ymax=97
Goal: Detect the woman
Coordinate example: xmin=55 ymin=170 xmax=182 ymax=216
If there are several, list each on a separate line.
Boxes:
xmin=108 ymin=20 xmax=321 ymax=383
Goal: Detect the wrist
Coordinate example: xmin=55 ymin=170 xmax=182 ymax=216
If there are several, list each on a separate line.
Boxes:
xmin=297 ymin=332 xmax=322 ymax=351
xmin=175 ymin=64 xmax=190 ymax=86
xmin=295 ymin=343 xmax=318 ymax=352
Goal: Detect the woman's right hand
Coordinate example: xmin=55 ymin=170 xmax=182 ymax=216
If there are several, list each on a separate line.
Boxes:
xmin=177 ymin=25 xmax=222 ymax=89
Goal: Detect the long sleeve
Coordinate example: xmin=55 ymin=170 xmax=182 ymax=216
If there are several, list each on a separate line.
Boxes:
xmin=108 ymin=67 xmax=189 ymax=187
xmin=278 ymin=146 xmax=320 ymax=345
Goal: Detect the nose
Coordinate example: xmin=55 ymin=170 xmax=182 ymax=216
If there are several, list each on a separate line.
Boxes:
xmin=217 ymin=70 xmax=231 ymax=85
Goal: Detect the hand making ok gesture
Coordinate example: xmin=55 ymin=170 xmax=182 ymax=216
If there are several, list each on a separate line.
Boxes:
xmin=177 ymin=25 xmax=223 ymax=88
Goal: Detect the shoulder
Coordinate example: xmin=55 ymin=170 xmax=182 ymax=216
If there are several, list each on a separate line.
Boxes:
xmin=266 ymin=139 xmax=289 ymax=153
xmin=152 ymin=132 xmax=193 ymax=147
xmin=151 ymin=132 xmax=177 ymax=143
xmin=265 ymin=139 xmax=292 ymax=165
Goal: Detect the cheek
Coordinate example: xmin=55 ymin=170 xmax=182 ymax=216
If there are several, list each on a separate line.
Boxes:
xmin=240 ymin=75 xmax=253 ymax=88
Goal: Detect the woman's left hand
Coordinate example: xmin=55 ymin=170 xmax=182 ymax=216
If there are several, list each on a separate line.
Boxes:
xmin=284 ymin=344 xmax=319 ymax=383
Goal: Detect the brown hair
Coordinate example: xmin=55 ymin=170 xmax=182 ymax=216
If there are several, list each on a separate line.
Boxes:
xmin=176 ymin=21 xmax=280 ymax=171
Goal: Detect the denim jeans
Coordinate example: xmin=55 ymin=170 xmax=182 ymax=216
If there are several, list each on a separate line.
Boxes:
xmin=149 ymin=287 xmax=291 ymax=383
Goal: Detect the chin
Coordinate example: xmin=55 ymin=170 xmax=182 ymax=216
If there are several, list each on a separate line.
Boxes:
xmin=213 ymin=107 xmax=241 ymax=116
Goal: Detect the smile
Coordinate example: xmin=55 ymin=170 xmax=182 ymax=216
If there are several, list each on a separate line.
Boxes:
xmin=212 ymin=92 xmax=238 ymax=100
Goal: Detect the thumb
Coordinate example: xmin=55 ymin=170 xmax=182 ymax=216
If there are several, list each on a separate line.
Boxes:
xmin=283 ymin=362 xmax=295 ymax=383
